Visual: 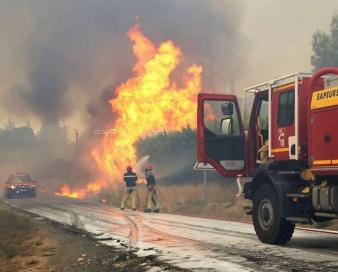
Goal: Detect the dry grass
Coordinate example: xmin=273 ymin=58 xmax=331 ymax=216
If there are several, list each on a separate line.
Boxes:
xmin=104 ymin=182 xmax=251 ymax=222
xmin=154 ymin=183 xmax=251 ymax=222
xmin=0 ymin=204 xmax=34 ymax=259
xmin=103 ymin=183 xmax=338 ymax=230
xmin=0 ymin=203 xmax=55 ymax=272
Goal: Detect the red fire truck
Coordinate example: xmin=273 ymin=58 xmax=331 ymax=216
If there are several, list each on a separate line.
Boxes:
xmin=4 ymin=172 xmax=37 ymax=198
xmin=197 ymin=67 xmax=338 ymax=244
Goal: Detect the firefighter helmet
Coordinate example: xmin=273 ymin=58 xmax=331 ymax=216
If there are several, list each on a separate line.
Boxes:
xmin=126 ymin=165 xmax=132 ymax=171
xmin=144 ymin=166 xmax=152 ymax=172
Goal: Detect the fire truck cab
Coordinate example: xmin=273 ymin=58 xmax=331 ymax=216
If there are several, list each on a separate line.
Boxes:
xmin=197 ymin=67 xmax=338 ymax=244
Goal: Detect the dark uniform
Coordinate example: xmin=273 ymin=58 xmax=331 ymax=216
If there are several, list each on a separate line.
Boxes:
xmin=144 ymin=168 xmax=159 ymax=213
xmin=120 ymin=167 xmax=138 ymax=210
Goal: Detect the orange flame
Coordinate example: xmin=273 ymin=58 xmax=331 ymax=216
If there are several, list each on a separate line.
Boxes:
xmin=56 ymin=180 xmax=107 ymax=199
xmin=57 ymin=24 xmax=202 ymax=198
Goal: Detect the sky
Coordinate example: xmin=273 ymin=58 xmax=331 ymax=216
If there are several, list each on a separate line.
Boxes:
xmin=0 ymin=0 xmax=337 ymax=134
xmin=239 ymin=0 xmax=338 ymax=88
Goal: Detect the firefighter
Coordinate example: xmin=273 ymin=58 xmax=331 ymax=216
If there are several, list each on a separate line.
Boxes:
xmin=258 ymin=139 xmax=269 ymax=162
xmin=120 ymin=165 xmax=138 ymax=211
xmin=144 ymin=166 xmax=159 ymax=213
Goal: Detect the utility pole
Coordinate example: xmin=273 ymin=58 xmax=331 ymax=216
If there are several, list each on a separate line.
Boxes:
xmin=194 ymin=162 xmax=214 ymax=204
xmin=92 ymin=128 xmax=119 ymax=205
xmin=203 ymin=169 xmax=208 ymax=204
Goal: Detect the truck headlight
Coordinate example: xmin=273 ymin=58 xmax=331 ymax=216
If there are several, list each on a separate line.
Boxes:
xmin=10 ymin=185 xmax=15 ymax=189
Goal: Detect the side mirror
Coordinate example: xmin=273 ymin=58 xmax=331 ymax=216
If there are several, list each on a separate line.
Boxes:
xmin=221 ymin=118 xmax=233 ymax=136
xmin=221 ymin=102 xmax=233 ymax=115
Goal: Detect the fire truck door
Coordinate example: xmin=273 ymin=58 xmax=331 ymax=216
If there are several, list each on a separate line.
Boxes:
xmin=308 ymin=67 xmax=338 ymax=169
xmin=310 ymin=109 xmax=334 ymax=166
xmin=309 ymin=85 xmax=338 ymax=167
xmin=197 ymin=94 xmax=246 ymax=177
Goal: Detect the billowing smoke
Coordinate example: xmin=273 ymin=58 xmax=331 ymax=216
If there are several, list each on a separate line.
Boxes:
xmin=0 ymin=0 xmax=245 ymax=186
xmin=0 ymin=0 xmax=245 ymax=127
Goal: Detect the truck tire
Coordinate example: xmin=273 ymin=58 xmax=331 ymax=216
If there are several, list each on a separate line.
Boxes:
xmin=252 ymin=184 xmax=295 ymax=245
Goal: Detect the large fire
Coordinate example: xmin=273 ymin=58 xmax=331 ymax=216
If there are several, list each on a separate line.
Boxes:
xmin=56 ymin=181 xmax=106 ymax=199
xmin=57 ymin=24 xmax=202 ymax=199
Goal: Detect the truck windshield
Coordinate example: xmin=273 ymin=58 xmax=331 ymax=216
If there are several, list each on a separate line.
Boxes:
xmin=259 ymin=99 xmax=268 ymax=130
xmin=12 ymin=175 xmax=32 ymax=183
xmin=242 ymin=92 xmax=255 ymax=130
xmin=204 ymin=100 xmax=240 ymax=136
xmin=258 ymin=98 xmax=269 ymax=143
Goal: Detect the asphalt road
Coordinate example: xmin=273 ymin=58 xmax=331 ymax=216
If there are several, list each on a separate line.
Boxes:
xmin=5 ymin=195 xmax=338 ymax=272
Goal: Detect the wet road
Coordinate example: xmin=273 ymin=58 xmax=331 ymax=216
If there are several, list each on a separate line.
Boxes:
xmin=5 ymin=195 xmax=338 ymax=272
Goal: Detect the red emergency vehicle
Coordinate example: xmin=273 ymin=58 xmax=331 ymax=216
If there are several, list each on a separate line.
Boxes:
xmin=197 ymin=67 xmax=338 ymax=244
xmin=5 ymin=172 xmax=37 ymax=198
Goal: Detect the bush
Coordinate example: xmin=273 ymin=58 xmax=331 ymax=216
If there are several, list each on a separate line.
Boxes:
xmin=136 ymin=126 xmax=225 ymax=184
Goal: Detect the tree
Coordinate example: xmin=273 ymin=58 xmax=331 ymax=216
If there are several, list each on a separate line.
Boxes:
xmin=311 ymin=13 xmax=338 ymax=70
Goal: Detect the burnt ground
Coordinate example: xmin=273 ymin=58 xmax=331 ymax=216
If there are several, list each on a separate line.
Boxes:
xmin=0 ymin=202 xmax=188 ymax=272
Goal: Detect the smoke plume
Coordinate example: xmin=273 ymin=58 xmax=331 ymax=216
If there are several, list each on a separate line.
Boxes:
xmin=0 ymin=0 xmax=245 ymax=127
xmin=0 ymin=0 xmax=245 ymax=187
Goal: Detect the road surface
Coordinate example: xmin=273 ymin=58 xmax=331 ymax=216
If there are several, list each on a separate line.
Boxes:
xmin=5 ymin=195 xmax=338 ymax=272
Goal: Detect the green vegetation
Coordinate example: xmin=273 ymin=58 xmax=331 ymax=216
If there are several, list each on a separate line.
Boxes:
xmin=137 ymin=126 xmax=198 ymax=183
xmin=34 ymin=239 xmax=43 ymax=246
xmin=311 ymin=13 xmax=338 ymax=70
xmin=136 ymin=126 xmax=226 ymax=184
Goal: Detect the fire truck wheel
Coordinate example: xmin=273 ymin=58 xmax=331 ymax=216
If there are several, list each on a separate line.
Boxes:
xmin=252 ymin=184 xmax=295 ymax=245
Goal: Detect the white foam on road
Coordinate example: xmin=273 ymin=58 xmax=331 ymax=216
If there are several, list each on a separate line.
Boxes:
xmin=9 ymin=198 xmax=338 ymax=272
